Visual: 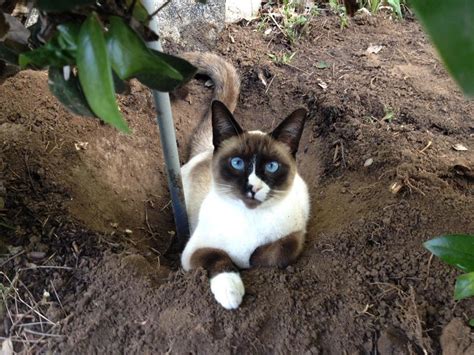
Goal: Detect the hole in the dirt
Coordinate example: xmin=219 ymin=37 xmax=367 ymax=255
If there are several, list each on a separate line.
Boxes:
xmin=397 ymin=109 xmax=417 ymax=125
xmin=306 ymin=99 xmax=345 ymax=138
xmin=430 ymin=123 xmax=453 ymax=136
xmin=359 ymin=94 xmax=385 ymax=118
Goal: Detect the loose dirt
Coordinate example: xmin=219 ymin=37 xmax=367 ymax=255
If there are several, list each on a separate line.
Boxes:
xmin=1 ymin=10 xmax=473 ymax=354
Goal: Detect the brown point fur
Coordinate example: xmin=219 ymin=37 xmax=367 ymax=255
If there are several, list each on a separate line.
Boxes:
xmin=190 ymin=248 xmax=238 ymax=277
xmin=249 ymin=231 xmax=305 ymax=269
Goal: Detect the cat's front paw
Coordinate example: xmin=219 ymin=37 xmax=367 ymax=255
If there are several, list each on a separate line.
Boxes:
xmin=210 ymin=272 xmax=245 ymax=310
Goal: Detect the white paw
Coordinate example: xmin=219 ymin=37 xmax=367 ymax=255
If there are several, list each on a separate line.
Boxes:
xmin=210 ymin=272 xmax=245 ymax=310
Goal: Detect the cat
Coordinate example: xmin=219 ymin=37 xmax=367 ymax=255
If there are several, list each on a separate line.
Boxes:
xmin=179 ymin=52 xmax=310 ymax=310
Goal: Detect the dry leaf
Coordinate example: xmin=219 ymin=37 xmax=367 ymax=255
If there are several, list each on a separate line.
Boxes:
xmin=257 ymin=69 xmax=267 ymax=87
xmin=364 ymin=158 xmax=374 ymax=167
xmin=366 ymin=44 xmax=383 ymax=54
xmin=74 ymin=141 xmax=89 ymax=151
xmin=1 ymin=338 xmax=13 ymax=355
xmin=317 ymin=79 xmax=328 ymax=90
xmin=390 ymin=181 xmax=403 ymax=194
xmin=452 ymin=143 xmax=468 ymax=151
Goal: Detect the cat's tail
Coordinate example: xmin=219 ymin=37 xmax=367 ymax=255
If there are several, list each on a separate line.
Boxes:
xmin=180 ymin=52 xmax=240 ymax=158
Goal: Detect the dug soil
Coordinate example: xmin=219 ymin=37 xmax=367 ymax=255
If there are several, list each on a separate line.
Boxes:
xmin=1 ymin=11 xmax=473 ymax=355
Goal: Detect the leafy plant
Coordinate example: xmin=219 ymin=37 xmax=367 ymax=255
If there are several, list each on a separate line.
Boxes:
xmin=410 ymin=0 xmax=474 ymax=97
xmin=0 ymin=0 xmax=197 ymax=132
xmin=381 ymin=105 xmax=395 ymax=123
xmin=358 ymin=0 xmax=405 ymax=18
xmin=424 ymin=234 xmax=474 ymax=326
xmin=268 ymin=51 xmax=296 ymax=65
xmin=280 ymin=0 xmax=309 ymax=43
xmin=258 ymin=0 xmax=318 ymax=44
xmin=329 ymin=0 xmax=349 ymax=29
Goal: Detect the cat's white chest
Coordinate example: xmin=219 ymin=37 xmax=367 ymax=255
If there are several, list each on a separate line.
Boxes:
xmin=181 ymin=175 xmax=309 ymax=270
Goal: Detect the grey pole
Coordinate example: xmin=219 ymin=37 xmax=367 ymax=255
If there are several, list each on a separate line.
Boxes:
xmin=143 ymin=0 xmax=190 ymax=252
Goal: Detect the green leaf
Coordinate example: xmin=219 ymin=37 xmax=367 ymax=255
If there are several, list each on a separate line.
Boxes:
xmin=424 ymin=234 xmax=474 ymax=272
xmin=112 ymin=71 xmax=130 ymax=94
xmin=56 ymin=23 xmax=81 ymax=53
xmin=106 ymin=16 xmax=196 ymax=92
xmin=469 ymin=319 xmax=474 ymax=327
xmin=125 ymin=0 xmax=149 ymax=23
xmin=139 ymin=49 xmax=197 ymax=91
xmin=387 ymin=0 xmax=402 ymax=19
xmin=19 ymin=23 xmax=80 ymax=69
xmin=76 ymin=13 xmax=130 ymax=132
xmin=48 ymin=66 xmax=95 ymax=117
xmin=20 ymin=40 xmax=72 ymax=69
xmin=410 ymin=0 xmax=474 ymax=96
xmin=315 ymin=60 xmax=329 ymax=69
xmin=35 ymin=0 xmax=96 ymax=12
xmin=454 ymin=272 xmax=474 ymax=300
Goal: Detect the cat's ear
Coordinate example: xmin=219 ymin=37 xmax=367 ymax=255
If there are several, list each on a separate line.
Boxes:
xmin=271 ymin=108 xmax=307 ymax=157
xmin=212 ymin=100 xmax=243 ymax=150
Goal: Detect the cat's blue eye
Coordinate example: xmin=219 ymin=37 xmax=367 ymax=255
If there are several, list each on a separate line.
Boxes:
xmin=265 ymin=161 xmax=279 ymax=173
xmin=230 ymin=157 xmax=245 ymax=170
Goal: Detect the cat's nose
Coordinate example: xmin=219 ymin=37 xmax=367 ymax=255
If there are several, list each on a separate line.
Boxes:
xmin=247 ymin=184 xmax=261 ymax=194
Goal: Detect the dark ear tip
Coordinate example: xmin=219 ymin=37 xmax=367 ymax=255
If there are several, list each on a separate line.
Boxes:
xmin=294 ymin=108 xmax=308 ymax=118
xmin=211 ymin=100 xmax=225 ymax=109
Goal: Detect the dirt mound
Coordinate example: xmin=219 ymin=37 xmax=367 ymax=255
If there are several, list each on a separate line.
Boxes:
xmin=1 ymin=12 xmax=473 ymax=354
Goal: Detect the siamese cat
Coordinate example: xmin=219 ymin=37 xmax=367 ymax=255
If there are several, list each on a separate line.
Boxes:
xmin=180 ymin=52 xmax=310 ymax=310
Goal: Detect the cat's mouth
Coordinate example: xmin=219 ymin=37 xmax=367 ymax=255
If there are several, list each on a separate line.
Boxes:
xmin=242 ymin=195 xmax=263 ymax=209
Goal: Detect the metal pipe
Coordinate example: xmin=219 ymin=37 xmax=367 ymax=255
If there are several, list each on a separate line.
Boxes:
xmin=143 ymin=0 xmax=190 ymax=252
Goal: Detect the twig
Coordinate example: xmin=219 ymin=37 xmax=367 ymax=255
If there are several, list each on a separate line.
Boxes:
xmin=404 ymin=178 xmax=426 ymax=196
xmin=333 ymin=144 xmax=339 ymax=163
xmin=418 ymin=140 xmax=432 ymax=154
xmin=144 ymin=204 xmax=154 ymax=235
xmin=19 ymin=265 xmax=73 ymax=271
xmin=0 ymin=250 xmax=25 ymax=268
xmin=340 ymin=141 xmax=346 ymax=167
xmin=146 ymin=0 xmax=171 ymax=21
xmin=23 ymin=154 xmax=38 ymax=195
xmin=22 ymin=328 xmax=64 ymax=338
xmin=268 ymin=13 xmax=286 ymax=38
xmin=161 ymin=200 xmax=171 ymax=211
xmin=285 ymin=63 xmax=311 ymax=75
xmin=424 ymin=253 xmax=434 ymax=290
xmin=50 ymin=280 xmax=65 ymax=315
xmin=265 ymin=75 xmax=276 ymax=94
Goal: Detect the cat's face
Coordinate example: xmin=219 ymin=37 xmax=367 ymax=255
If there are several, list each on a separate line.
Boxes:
xmin=211 ymin=101 xmax=307 ymax=208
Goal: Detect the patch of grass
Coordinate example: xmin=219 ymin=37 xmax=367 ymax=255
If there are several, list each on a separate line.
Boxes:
xmin=359 ymin=0 xmax=407 ymax=18
xmin=258 ymin=0 xmax=320 ymax=44
xmin=268 ymin=51 xmax=296 ymax=65
xmin=382 ymin=106 xmax=395 ymax=123
xmin=329 ymin=0 xmax=349 ymax=28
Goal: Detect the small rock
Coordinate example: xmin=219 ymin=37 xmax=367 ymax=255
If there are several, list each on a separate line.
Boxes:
xmin=366 ymin=44 xmax=383 ymax=54
xmin=441 ymin=318 xmax=474 ymax=355
xmin=364 ymin=158 xmax=374 ymax=167
xmin=452 ymin=143 xmax=468 ymax=151
xmin=27 ymin=251 xmax=46 ymax=260
xmin=377 ymin=327 xmax=411 ymax=355
xmin=390 ymin=181 xmax=403 ymax=194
